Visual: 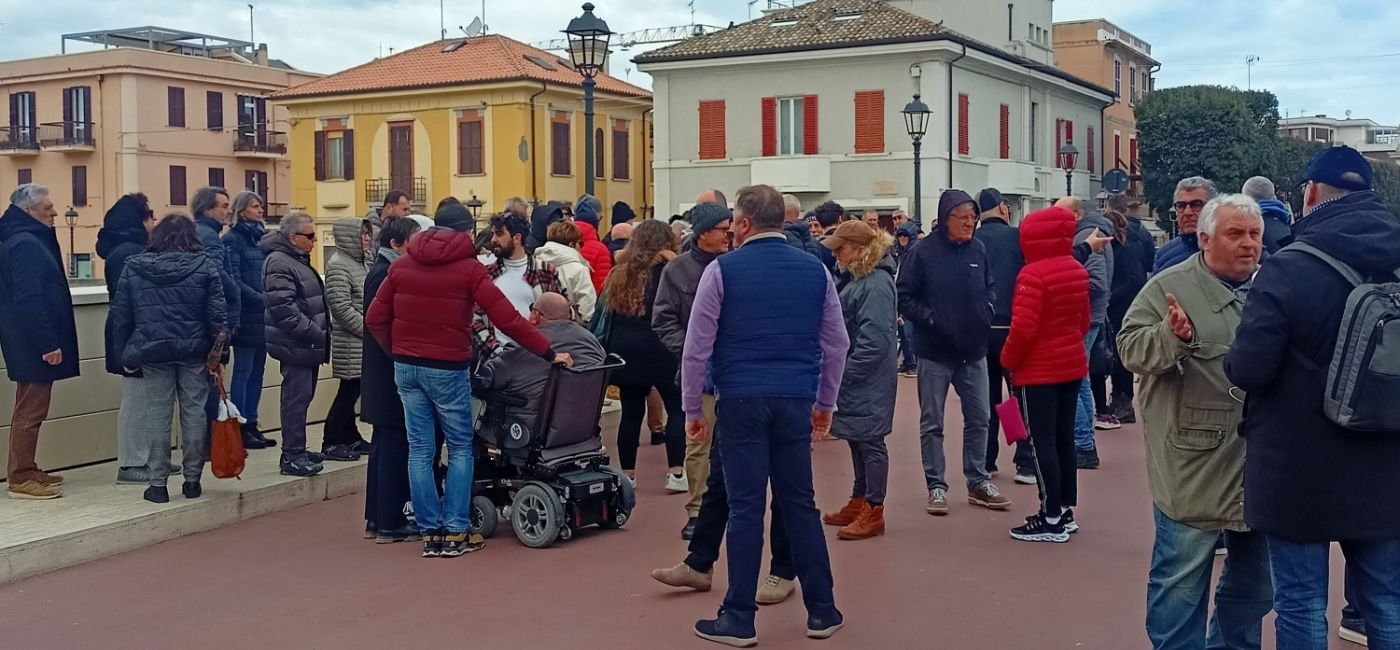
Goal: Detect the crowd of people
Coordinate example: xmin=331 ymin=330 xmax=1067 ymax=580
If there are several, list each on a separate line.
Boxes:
xmin=1 ymin=142 xmax=1397 ymax=648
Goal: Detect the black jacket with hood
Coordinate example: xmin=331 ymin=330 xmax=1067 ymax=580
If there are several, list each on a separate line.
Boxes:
xmin=96 ymin=194 xmax=152 ymax=376
xmin=109 ymin=251 xmax=227 ymax=368
xmin=784 ymin=222 xmax=822 ymax=258
xmin=261 ymin=231 xmax=330 ymax=367
xmin=525 ymin=203 xmax=565 ymax=252
xmin=896 ymin=191 xmax=995 ymax=363
xmin=973 ymin=216 xmax=1022 ymax=327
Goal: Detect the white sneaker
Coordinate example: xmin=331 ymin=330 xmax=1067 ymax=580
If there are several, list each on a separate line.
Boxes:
xmin=665 ymin=471 xmax=688 ymax=493
xmin=1014 ymin=473 xmax=1038 ymax=485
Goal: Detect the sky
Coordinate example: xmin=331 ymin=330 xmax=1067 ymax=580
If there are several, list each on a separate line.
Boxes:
xmin=0 ymin=0 xmax=1396 ymax=125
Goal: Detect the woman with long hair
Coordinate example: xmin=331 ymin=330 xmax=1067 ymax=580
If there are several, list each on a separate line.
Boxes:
xmin=109 ymin=214 xmax=229 ymax=503
xmin=601 ymin=219 xmax=686 ymax=489
xmin=820 ymin=221 xmax=899 ymax=540
xmin=221 ymin=190 xmax=276 ymax=450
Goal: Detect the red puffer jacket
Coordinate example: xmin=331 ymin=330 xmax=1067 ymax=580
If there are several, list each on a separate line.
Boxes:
xmin=365 ymin=228 xmax=552 ymax=368
xmin=1001 ymin=207 xmax=1091 ymax=387
xmin=575 ymin=221 xmax=612 ymax=294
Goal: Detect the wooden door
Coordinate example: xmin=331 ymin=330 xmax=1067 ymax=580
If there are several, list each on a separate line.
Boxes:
xmin=389 ymin=124 xmax=413 ymax=195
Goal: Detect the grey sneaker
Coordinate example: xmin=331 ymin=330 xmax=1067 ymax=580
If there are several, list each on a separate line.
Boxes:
xmin=925 ymin=488 xmax=950 ymax=516
xmin=969 ymin=482 xmax=1012 ymax=510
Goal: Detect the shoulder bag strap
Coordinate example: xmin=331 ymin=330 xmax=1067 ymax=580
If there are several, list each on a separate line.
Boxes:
xmin=1284 ymin=242 xmax=1365 ymax=287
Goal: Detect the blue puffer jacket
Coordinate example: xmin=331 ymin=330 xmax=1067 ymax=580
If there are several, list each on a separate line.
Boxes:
xmin=1153 ymin=232 xmax=1199 ymax=274
xmin=1258 ymin=198 xmax=1294 ymax=254
xmin=109 ymin=251 xmax=228 ymax=367
xmin=195 ymin=215 xmax=240 ymax=337
xmin=0 ymin=204 xmax=80 ymax=383
xmin=222 ymin=219 xmax=266 ymax=346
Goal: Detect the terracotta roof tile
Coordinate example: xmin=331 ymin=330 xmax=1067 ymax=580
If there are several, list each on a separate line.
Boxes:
xmin=273 ymin=34 xmax=649 ymax=100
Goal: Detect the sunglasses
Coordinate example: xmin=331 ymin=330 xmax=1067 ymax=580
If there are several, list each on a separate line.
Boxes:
xmin=293 ymin=231 xmax=317 ymax=242
xmin=1172 ymin=200 xmax=1206 ymax=212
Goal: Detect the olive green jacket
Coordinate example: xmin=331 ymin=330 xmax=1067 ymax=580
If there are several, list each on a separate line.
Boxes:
xmin=1117 ymin=253 xmax=1248 ymax=531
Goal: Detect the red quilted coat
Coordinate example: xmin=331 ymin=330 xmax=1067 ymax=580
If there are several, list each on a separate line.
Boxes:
xmin=1001 ymin=207 xmax=1091 ymax=387
xmin=575 ymin=221 xmax=612 ymax=295
xmin=365 ymin=228 xmax=552 ymax=367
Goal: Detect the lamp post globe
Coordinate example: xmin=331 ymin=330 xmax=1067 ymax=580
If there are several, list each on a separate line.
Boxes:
xmin=1058 ymin=142 xmax=1079 ymax=197
xmin=64 ymin=207 xmax=79 ymax=277
xmin=564 ymin=2 xmax=614 ymax=197
xmin=465 ymin=194 xmax=484 ymax=220
xmin=901 ymin=94 xmax=932 ymax=228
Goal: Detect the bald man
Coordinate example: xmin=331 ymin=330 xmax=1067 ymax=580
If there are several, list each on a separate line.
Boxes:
xmin=696 ymin=188 xmax=728 ymax=207
xmin=474 ymin=292 xmax=603 ymax=423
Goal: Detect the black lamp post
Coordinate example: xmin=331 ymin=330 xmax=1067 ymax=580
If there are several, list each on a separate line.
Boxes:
xmin=465 ymin=193 xmax=484 ymax=221
xmin=1058 ymin=142 xmax=1079 ymax=198
xmin=564 ymin=2 xmax=613 ymax=197
xmin=901 ymin=94 xmax=931 ymax=228
xmin=64 ymin=207 xmax=78 ymax=277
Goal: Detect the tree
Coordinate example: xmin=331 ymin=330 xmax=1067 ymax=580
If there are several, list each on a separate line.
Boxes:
xmin=1273 ymin=137 xmax=1400 ymax=219
xmin=1135 ymin=86 xmax=1280 ymax=228
xmin=1372 ymin=160 xmax=1400 ymax=220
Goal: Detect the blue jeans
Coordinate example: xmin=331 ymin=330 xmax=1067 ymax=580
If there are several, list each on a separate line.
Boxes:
xmin=717 ymin=396 xmax=837 ymax=624
xmin=899 ymin=321 xmax=917 ymax=371
xmin=1146 ymin=507 xmax=1272 ymax=649
xmin=1074 ymin=325 xmax=1102 ymax=451
xmin=916 ymin=357 xmax=991 ymax=491
xmin=395 ymin=363 xmax=475 ymax=534
xmin=230 ymin=342 xmax=266 ymax=425
xmin=1268 ymin=535 xmax=1400 ymax=649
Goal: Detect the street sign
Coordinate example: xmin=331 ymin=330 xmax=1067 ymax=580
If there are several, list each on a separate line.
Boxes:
xmin=1103 ymin=168 xmax=1130 ymax=194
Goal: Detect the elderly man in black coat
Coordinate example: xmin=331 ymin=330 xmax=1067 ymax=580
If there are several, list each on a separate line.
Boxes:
xmin=0 ymin=184 xmax=78 ymax=499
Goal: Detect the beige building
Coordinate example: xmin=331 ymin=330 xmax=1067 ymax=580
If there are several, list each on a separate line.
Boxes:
xmin=0 ymin=27 xmax=318 ymax=281
xmin=1281 ymin=114 xmax=1400 ymax=165
xmin=1054 ymin=19 xmax=1158 ymax=207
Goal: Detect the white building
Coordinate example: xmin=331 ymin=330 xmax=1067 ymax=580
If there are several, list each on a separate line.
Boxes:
xmin=1280 ymin=114 xmax=1400 ymax=164
xmin=635 ymin=0 xmax=1114 ymax=224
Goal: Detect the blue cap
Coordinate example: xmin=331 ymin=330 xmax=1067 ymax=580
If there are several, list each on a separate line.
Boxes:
xmin=1304 ymin=145 xmax=1373 ymax=192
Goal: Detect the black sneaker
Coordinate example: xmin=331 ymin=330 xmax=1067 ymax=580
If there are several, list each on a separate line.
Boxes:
xmin=143 ymin=485 xmax=170 ymax=504
xmin=1112 ymin=400 xmax=1137 ymax=424
xmin=181 ymin=481 xmax=202 ymax=499
xmin=241 ymin=425 xmax=272 ymax=450
xmin=422 ymin=530 xmax=444 ymax=558
xmin=279 ymin=454 xmax=324 ymax=477
xmin=1062 ymin=508 xmax=1079 ymax=534
xmin=348 ymin=439 xmax=373 ymax=456
xmin=303 ymin=450 xmax=326 ymax=463
xmin=694 ymin=611 xmax=757 ymax=648
xmin=320 ymin=444 xmax=360 ymax=462
xmin=1339 ymin=616 xmax=1368 ymax=646
xmin=807 ymin=609 xmax=844 ymax=639
xmin=650 ymin=431 xmax=666 ymax=446
xmin=376 ymin=525 xmax=422 ymax=544
xmin=440 ymin=532 xmax=485 ymax=557
xmin=1076 ymin=447 xmax=1100 ymax=470
xmin=1011 ymin=513 xmax=1070 ymax=543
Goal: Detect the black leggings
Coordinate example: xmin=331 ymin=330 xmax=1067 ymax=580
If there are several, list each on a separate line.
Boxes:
xmin=616 ymin=382 xmax=685 ymax=471
xmin=324 ymin=378 xmax=363 ymax=446
xmin=1024 ymin=381 xmax=1080 ymax=516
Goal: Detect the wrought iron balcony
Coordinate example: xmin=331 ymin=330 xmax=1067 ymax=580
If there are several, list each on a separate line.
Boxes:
xmin=234 ymin=130 xmax=288 ymax=157
xmin=364 ymin=178 xmax=428 ymax=206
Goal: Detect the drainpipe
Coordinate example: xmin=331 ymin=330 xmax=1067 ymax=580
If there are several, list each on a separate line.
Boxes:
xmin=947 ymin=42 xmax=967 ymax=189
xmin=528 ymin=83 xmax=548 ymax=204
xmin=641 ymin=107 xmax=652 ymax=220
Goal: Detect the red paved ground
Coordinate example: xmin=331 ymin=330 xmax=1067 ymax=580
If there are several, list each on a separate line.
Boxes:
xmin=0 ymin=381 xmax=1355 ymax=649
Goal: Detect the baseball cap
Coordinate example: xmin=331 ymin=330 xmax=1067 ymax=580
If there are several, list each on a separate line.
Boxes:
xmin=1303 ymin=145 xmax=1374 ymax=192
xmin=976 ymin=188 xmax=1006 ymax=214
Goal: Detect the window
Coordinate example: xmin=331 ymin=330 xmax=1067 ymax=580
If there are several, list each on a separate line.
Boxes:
xmin=1030 ymin=102 xmax=1039 ymax=162
xmin=1143 ymin=71 xmax=1150 ymax=96
xmin=1129 ymin=64 xmax=1138 ymax=104
xmin=238 ymin=95 xmax=267 ymax=146
xmin=71 ymin=165 xmax=87 ymax=207
xmin=457 ymin=110 xmax=484 ymax=175
xmin=245 ymin=170 xmax=269 ymax=202
xmin=1113 ymin=57 xmax=1122 ymax=100
xmin=168 ymin=87 xmax=185 ymax=127
xmin=17 ymin=168 xmax=32 ymax=186
xmin=957 ymin=93 xmax=970 ymax=156
xmin=328 ymin=135 xmax=346 ymax=178
xmin=314 ymin=128 xmax=355 ymax=181
xmin=778 ymin=97 xmax=804 ymax=155
xmin=1130 ymin=137 xmax=1139 ymax=173
xmin=207 ymin=91 xmax=223 ymax=131
xmin=551 ymin=112 xmax=571 ymax=176
xmin=72 ymin=253 xmax=92 ymax=280
xmin=594 ymin=128 xmax=605 ymax=180
xmin=999 ymin=104 xmax=1010 ymax=160
xmin=612 ymin=120 xmax=630 ymax=180
xmin=62 ymin=87 xmax=91 ymax=144
xmin=170 ymin=165 xmax=187 ymax=205
xmin=209 ymin=167 xmax=225 ymax=189
xmin=1087 ymin=127 xmax=1096 ymax=174
xmin=698 ymin=100 xmax=726 ymax=160
xmin=765 ymin=95 xmax=817 ymax=156
xmin=9 ymin=91 xmax=36 ymax=145
xmin=854 ymin=90 xmax=885 ymax=154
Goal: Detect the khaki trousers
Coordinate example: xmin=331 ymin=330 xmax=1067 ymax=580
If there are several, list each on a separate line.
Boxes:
xmin=684 ymin=394 xmax=717 ymax=517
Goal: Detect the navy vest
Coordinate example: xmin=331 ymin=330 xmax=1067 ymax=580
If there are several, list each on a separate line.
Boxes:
xmin=712 ymin=236 xmax=828 ymax=401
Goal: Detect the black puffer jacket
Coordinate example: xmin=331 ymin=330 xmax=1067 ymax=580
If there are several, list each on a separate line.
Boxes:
xmin=96 ymin=195 xmax=151 ymax=376
xmin=261 ymin=232 xmax=329 ymax=367
xmin=360 ymin=249 xmax=403 ymax=427
xmin=222 ymin=219 xmax=267 ymax=346
xmin=973 ymin=217 xmax=1022 ymax=327
xmin=109 ymin=251 xmax=227 ymax=367
xmin=784 ymin=222 xmax=822 ymax=258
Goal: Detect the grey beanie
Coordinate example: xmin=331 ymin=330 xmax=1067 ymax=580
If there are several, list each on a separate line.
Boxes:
xmin=689 ymin=202 xmax=731 ymax=238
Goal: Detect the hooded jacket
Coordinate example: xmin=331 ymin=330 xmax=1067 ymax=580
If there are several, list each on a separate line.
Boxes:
xmin=1258 ymin=198 xmax=1294 ymax=254
xmin=1154 ymin=232 xmax=1199 ymax=274
xmin=96 ymin=195 xmax=151 ymax=377
xmin=325 ymin=218 xmax=368 ymax=379
xmin=360 ymin=248 xmax=404 ymax=427
xmin=1075 ymin=210 xmax=1115 ymax=325
xmin=896 ymin=191 xmax=995 ymax=363
xmin=261 ymin=231 xmax=329 ymax=367
xmin=574 ymin=220 xmax=612 ymax=295
xmin=1226 ymin=191 xmax=1400 ymax=542
xmin=222 ymin=219 xmax=267 ymax=346
xmin=195 ymin=215 xmax=241 ymax=337
xmin=0 ymin=204 xmax=81 ymax=383
xmin=832 ymin=249 xmax=898 ymax=442
xmin=367 ymin=228 xmax=554 ymax=368
xmin=574 ymin=193 xmax=603 ymax=229
xmin=892 ymin=222 xmax=920 ymax=269
xmin=109 ymin=251 xmax=227 ymax=368
xmin=525 ymin=203 xmax=565 ymax=252
xmin=974 ymin=216 xmax=1023 ymax=327
xmin=533 ymin=240 xmax=598 ymax=322
xmin=1000 ymin=207 xmax=1091 ymax=387
xmin=784 ymin=221 xmax=822 ymax=258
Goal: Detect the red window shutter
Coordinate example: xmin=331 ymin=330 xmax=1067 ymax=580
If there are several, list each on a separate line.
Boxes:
xmin=699 ymin=101 xmax=726 ymax=160
xmin=957 ymin=93 xmax=970 ymax=156
xmin=761 ymin=97 xmax=777 ymax=157
xmin=1087 ymin=127 xmax=1096 ymax=173
xmin=1065 ymin=120 xmax=1074 ymax=144
xmin=999 ymin=104 xmax=1010 ymax=159
xmin=803 ymin=94 xmax=819 ymax=155
xmin=342 ymin=129 xmax=355 ymax=180
xmin=314 ymin=130 xmax=327 ymax=181
xmin=1130 ymin=137 xmax=1139 ymax=173
xmin=854 ymin=91 xmax=885 ymax=154
xmin=1056 ymin=118 xmax=1064 ymax=155
xmin=1114 ymin=134 xmax=1122 ymax=169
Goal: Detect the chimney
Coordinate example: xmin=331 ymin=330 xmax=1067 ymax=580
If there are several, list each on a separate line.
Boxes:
xmin=256 ymin=44 xmax=269 ymax=67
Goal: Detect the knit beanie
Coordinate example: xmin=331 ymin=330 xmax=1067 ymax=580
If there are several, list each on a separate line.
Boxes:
xmin=688 ymin=202 xmax=731 ymax=238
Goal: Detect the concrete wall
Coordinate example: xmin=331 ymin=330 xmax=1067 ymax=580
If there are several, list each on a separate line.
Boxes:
xmin=0 ymin=287 xmax=338 ymax=478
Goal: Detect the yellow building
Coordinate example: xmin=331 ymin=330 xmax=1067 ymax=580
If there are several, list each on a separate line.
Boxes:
xmin=272 ymin=34 xmax=652 ymax=266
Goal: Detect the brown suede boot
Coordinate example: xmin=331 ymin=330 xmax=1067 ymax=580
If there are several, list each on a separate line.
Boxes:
xmin=822 ymin=497 xmax=867 ymax=527
xmin=837 ymin=504 xmax=885 ymax=540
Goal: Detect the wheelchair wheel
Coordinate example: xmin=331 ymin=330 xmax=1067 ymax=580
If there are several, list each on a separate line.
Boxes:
xmin=599 ymin=472 xmax=634 ymax=529
xmin=471 ymin=495 xmax=498 ymax=538
xmin=511 ymin=482 xmax=565 ymax=548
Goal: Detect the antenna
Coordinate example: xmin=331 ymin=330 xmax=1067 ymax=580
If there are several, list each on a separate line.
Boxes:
xmin=248 ymin=4 xmax=255 ymax=47
xmin=1245 ymin=54 xmax=1260 ymax=90
xmin=440 ymin=0 xmax=445 ymax=40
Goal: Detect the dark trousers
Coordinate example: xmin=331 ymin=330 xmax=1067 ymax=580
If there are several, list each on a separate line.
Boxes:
xmin=986 ymin=329 xmax=1033 ymax=474
xmin=324 ymin=378 xmax=363 ymax=447
xmin=365 ymin=424 xmax=411 ymax=531
xmin=1024 ymin=381 xmax=1080 ymax=516
xmin=616 ymin=382 xmax=685 ymax=470
xmin=716 ymin=397 xmax=836 ymax=623
xmin=279 ymin=364 xmax=318 ymax=455
xmin=1111 ymin=358 xmax=1135 ymax=401
xmin=685 ymin=434 xmax=795 ymax=580
xmin=898 ymin=320 xmax=917 ymax=371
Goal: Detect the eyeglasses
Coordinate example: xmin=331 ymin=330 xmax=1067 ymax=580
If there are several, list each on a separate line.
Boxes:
xmin=293 ymin=231 xmax=316 ymax=241
xmin=1172 ymin=200 xmax=1206 ymax=212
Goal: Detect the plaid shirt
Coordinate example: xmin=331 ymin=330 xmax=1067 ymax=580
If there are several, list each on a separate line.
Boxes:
xmin=471 ymin=255 xmax=567 ymax=367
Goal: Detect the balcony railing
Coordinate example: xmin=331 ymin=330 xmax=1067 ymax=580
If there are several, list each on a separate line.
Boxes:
xmin=39 ymin=122 xmax=95 ymax=149
xmin=234 ymin=130 xmax=288 ymax=156
xmin=365 ymin=178 xmax=428 ymax=206
xmin=0 ymin=126 xmax=41 ymax=153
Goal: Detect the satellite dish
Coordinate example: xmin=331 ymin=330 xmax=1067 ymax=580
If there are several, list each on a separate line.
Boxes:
xmin=463 ymin=17 xmax=483 ymax=38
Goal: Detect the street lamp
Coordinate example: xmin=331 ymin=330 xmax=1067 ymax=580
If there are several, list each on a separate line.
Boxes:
xmin=64 ymin=207 xmax=79 ymax=277
xmin=901 ymin=93 xmax=931 ymax=228
xmin=465 ymin=193 xmax=484 ymax=221
xmin=564 ymin=2 xmax=613 ymax=197
xmin=1058 ymin=142 xmax=1079 ymax=198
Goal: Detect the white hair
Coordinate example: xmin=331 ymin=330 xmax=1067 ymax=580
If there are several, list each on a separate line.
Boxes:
xmin=1175 ymin=176 xmax=1219 ymax=199
xmin=782 ymin=194 xmax=801 ymax=213
xmin=1199 ymin=193 xmax=1262 ymax=236
xmin=9 ymin=184 xmax=50 ymax=210
xmin=280 ymin=211 xmax=314 ymax=235
xmin=1241 ymin=176 xmax=1276 ymax=202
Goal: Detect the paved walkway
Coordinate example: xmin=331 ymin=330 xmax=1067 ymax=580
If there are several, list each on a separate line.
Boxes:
xmin=0 ymin=381 xmax=1354 ymax=648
